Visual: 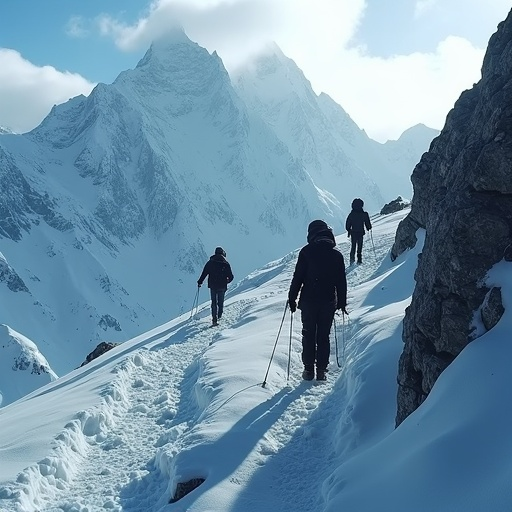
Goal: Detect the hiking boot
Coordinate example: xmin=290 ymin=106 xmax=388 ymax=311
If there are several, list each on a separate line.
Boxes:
xmin=212 ymin=318 xmax=218 ymax=326
xmin=349 ymin=258 xmax=355 ymax=265
xmin=302 ymin=368 xmax=315 ymax=381
xmin=316 ymin=369 xmax=327 ymax=381
xmin=357 ymin=258 xmax=362 ymax=264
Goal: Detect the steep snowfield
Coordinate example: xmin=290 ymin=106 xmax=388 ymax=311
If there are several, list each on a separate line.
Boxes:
xmin=3 ymin=208 xmax=511 ymax=511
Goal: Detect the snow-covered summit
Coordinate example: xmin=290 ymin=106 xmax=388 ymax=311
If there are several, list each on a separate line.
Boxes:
xmin=124 ymin=29 xmax=229 ymax=96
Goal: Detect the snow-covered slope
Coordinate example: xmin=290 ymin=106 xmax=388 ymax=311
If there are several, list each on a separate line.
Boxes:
xmin=0 ymin=324 xmax=57 ymax=407
xmin=1 ymin=209 xmax=511 ymax=512
xmin=234 ymin=45 xmax=439 ymax=204
xmin=0 ymin=31 xmax=436 ymax=401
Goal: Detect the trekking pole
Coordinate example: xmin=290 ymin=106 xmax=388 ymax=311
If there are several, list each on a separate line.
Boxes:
xmin=334 ymin=311 xmax=347 ymax=368
xmin=341 ymin=311 xmax=346 ymax=363
xmin=286 ymin=310 xmax=294 ymax=383
xmin=189 ymin=286 xmax=200 ymax=319
xmin=370 ymin=230 xmax=377 ymax=259
xmin=334 ymin=316 xmax=341 ymax=368
xmin=262 ymin=302 xmax=289 ymax=388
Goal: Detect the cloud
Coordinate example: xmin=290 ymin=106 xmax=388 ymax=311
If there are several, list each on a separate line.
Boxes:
xmin=94 ymin=0 xmax=491 ymax=141
xmin=3 ymin=0 xmax=507 ymax=141
xmin=96 ymin=0 xmax=287 ymax=68
xmin=323 ymin=37 xmax=484 ymax=142
xmin=0 ymin=49 xmax=95 ymax=133
xmin=65 ymin=16 xmax=90 ymax=38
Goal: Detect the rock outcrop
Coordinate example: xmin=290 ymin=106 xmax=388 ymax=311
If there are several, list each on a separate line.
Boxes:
xmin=380 ymin=196 xmax=410 ymax=215
xmin=80 ymin=341 xmax=119 ymax=367
xmin=392 ymin=9 xmax=512 ymax=425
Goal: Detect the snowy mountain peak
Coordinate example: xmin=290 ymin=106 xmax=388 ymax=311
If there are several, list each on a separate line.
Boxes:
xmin=133 ymin=28 xmax=219 ymax=76
xmin=0 ymin=324 xmax=57 ymax=407
xmin=236 ymin=41 xmax=311 ymax=94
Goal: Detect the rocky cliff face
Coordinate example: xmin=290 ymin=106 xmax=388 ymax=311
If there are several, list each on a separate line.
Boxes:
xmin=392 ymin=9 xmax=512 ymax=425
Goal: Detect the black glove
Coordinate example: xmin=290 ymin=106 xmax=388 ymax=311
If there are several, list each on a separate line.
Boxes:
xmin=288 ymin=299 xmax=297 ymax=313
xmin=337 ymin=305 xmax=348 ymax=315
xmin=197 ymin=282 xmax=202 ymax=287
xmin=347 ymin=230 xmax=351 ymax=238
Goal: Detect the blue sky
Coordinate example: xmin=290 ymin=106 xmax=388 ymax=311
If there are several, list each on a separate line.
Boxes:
xmin=354 ymin=0 xmax=507 ymax=57
xmin=0 ymin=1 xmax=146 ymax=83
xmin=0 ymin=1 xmax=510 ymax=141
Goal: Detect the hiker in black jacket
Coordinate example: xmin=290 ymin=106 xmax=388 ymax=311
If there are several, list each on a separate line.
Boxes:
xmin=345 ymin=198 xmax=372 ymax=264
xmin=198 ymin=247 xmax=234 ymax=326
xmin=288 ymin=220 xmax=347 ymax=381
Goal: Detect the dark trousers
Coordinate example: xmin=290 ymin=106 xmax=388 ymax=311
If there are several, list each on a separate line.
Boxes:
xmin=350 ymin=233 xmax=364 ymax=262
xmin=210 ymin=289 xmax=226 ymax=321
xmin=300 ymin=303 xmax=336 ymax=371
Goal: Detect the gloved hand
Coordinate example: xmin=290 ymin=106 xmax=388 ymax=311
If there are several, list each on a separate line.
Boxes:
xmin=337 ymin=305 xmax=348 ymax=315
xmin=288 ymin=299 xmax=297 ymax=313
xmin=197 ymin=282 xmax=202 ymax=287
xmin=347 ymin=230 xmax=351 ymax=238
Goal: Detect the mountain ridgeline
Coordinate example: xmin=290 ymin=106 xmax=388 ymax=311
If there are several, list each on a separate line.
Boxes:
xmin=392 ymin=9 xmax=512 ymax=425
xmin=0 ymin=31 xmax=436 ymax=404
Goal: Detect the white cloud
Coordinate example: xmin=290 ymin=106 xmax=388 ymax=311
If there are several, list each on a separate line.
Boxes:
xmin=2 ymin=0 xmax=508 ymax=140
xmin=322 ymin=37 xmax=484 ymax=142
xmin=97 ymin=0 xmax=287 ymax=66
xmin=0 ymin=49 xmax=95 ymax=133
xmin=94 ymin=0 xmax=492 ymax=141
xmin=65 ymin=16 xmax=90 ymax=38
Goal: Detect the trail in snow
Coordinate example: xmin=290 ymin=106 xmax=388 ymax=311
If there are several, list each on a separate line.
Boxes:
xmin=41 ymin=299 xmax=253 ymax=512
xmin=18 ymin=224 xmax=393 ymax=512
xmin=224 ymin=232 xmax=393 ymax=512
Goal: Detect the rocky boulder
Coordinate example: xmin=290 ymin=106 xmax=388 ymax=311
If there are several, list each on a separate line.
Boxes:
xmin=392 ymin=10 xmax=512 ymax=426
xmin=380 ymin=196 xmax=410 ymax=215
xmin=80 ymin=341 xmax=119 ymax=367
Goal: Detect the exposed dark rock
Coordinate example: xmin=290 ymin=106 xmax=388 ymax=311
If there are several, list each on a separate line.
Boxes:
xmin=169 ymin=478 xmax=205 ymax=503
xmin=0 ymin=257 xmax=29 ymax=293
xmin=505 ymin=244 xmax=512 ymax=261
xmin=390 ymin=214 xmax=422 ymax=261
xmin=13 ymin=356 xmax=50 ymax=375
xmin=393 ymin=9 xmax=512 ymax=426
xmin=0 ymin=148 xmax=72 ymax=241
xmin=98 ymin=314 xmax=121 ymax=331
xmin=481 ymin=287 xmax=505 ymax=331
xmin=380 ymin=196 xmax=410 ymax=215
xmin=80 ymin=341 xmax=119 ymax=367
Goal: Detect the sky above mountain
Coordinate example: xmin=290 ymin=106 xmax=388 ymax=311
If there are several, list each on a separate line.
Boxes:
xmin=1 ymin=209 xmax=512 ymax=511
xmin=0 ymin=1 xmax=509 ymax=142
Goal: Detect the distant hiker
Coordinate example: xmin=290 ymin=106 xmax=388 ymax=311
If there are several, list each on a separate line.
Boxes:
xmin=288 ymin=220 xmax=347 ymax=381
xmin=198 ymin=247 xmax=234 ymax=326
xmin=345 ymin=198 xmax=372 ymax=264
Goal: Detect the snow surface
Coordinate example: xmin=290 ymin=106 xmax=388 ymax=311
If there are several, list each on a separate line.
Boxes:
xmin=1 ymin=208 xmax=510 ymax=512
xmin=0 ymin=324 xmax=57 ymax=407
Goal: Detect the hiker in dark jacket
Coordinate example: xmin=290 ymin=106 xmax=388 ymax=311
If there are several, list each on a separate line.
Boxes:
xmin=345 ymin=198 xmax=372 ymax=264
xmin=198 ymin=247 xmax=234 ymax=326
xmin=288 ymin=220 xmax=347 ymax=381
